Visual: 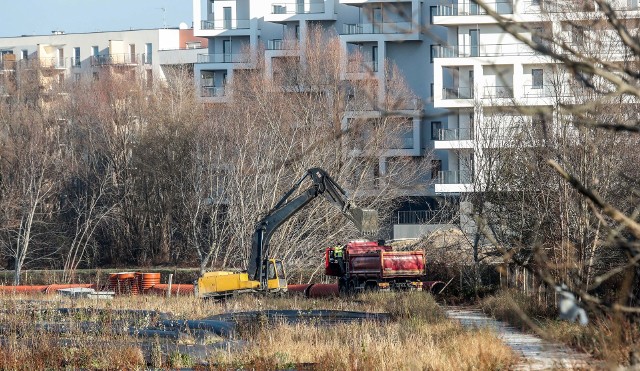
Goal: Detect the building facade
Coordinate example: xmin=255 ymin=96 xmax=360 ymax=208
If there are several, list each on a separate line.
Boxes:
xmin=192 ymin=0 xmax=460 ymax=237
xmin=0 ymin=27 xmax=207 ymax=97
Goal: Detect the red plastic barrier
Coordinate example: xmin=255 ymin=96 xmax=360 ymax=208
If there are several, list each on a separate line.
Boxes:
xmin=307 ymin=283 xmax=339 ymax=298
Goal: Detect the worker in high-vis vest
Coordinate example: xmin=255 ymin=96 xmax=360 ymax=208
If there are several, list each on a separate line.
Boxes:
xmin=334 ymin=245 xmax=345 ymax=274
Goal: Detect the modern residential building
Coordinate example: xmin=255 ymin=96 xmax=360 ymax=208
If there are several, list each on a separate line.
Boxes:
xmin=430 ymin=0 xmax=638 ymax=196
xmin=0 ymin=26 xmax=208 ymax=97
xmin=192 ymin=0 xmax=459 ymax=238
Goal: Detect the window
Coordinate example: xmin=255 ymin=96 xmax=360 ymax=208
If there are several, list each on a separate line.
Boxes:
xmin=93 ymin=72 xmax=99 ymax=81
xmin=431 ymin=160 xmax=442 ymax=180
xmin=73 ymin=47 xmax=81 ymax=67
xmin=430 ymin=6 xmax=437 ymax=23
xmin=145 ymin=43 xmax=153 ymax=64
xmin=21 ymin=49 xmax=28 ymax=60
xmin=223 ymin=40 xmax=231 ymax=62
xmin=532 ymin=69 xmax=543 ymax=88
xmin=431 ymin=121 xmax=442 ymax=140
xmin=92 ymin=46 xmax=99 ymax=57
xmin=430 ymin=83 xmax=434 ymax=100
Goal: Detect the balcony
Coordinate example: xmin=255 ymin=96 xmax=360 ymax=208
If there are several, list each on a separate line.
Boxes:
xmin=342 ymin=21 xmax=414 ymax=35
xmin=432 ymin=43 xmax=537 ymax=58
xmin=483 ymin=86 xmax=514 ymax=99
xmin=442 ymin=87 xmax=473 ymax=99
xmin=197 ymin=53 xmax=250 ymax=63
xmin=433 ymin=1 xmax=513 ymax=16
xmin=437 ymin=170 xmax=473 ymax=184
xmin=438 ymin=127 xmax=472 ymax=141
xmin=201 ymin=19 xmax=251 ymax=30
xmin=522 ymin=84 xmax=556 ymax=98
xmin=39 ymin=57 xmax=67 ymax=69
xmin=346 ymin=59 xmax=378 ymax=73
xmin=91 ymin=54 xmax=139 ymax=66
xmin=201 ymin=86 xmax=225 ymax=98
xmin=271 ymin=2 xmax=325 ymax=14
xmin=70 ymin=58 xmax=82 ymax=68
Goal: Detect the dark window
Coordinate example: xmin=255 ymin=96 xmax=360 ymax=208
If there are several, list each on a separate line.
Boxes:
xmin=430 ymin=6 xmax=437 ymax=23
xmin=430 ymin=83 xmax=434 ymax=99
xmin=431 ymin=121 xmax=442 ymax=140
xmin=532 ymin=69 xmax=543 ymax=88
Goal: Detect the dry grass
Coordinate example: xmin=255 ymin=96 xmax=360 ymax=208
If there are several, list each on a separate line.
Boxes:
xmin=481 ymin=290 xmax=640 ymax=365
xmin=0 ymin=292 xmax=518 ymax=369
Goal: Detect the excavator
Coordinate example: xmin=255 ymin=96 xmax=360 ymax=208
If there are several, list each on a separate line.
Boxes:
xmin=196 ymin=168 xmax=378 ymax=298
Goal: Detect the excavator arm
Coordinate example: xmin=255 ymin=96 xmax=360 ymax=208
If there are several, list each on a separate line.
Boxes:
xmin=248 ymin=168 xmax=378 ymax=287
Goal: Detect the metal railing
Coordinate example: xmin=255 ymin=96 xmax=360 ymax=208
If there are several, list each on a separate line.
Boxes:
xmin=267 ymin=39 xmax=298 ymax=50
xmin=71 ymin=58 xmax=82 ymax=68
xmin=342 ymin=21 xmax=414 ymax=35
xmin=142 ymin=53 xmax=152 ymax=64
xmin=438 ymin=127 xmax=473 ymax=141
xmin=201 ymin=86 xmax=226 ymax=98
xmin=521 ymin=0 xmax=598 ymax=13
xmin=91 ymin=54 xmax=139 ymax=66
xmin=483 ymin=85 xmax=514 ymax=99
xmin=437 ymin=170 xmax=473 ymax=184
xmin=197 ymin=53 xmax=250 ymax=63
xmin=442 ymin=87 xmax=473 ymax=99
xmin=433 ymin=43 xmax=537 ymax=58
xmin=346 ymin=60 xmax=378 ymax=73
xmin=522 ymin=84 xmax=557 ymax=98
xmin=395 ymin=210 xmax=457 ymax=225
xmin=271 ymin=2 xmax=325 ymax=14
xmin=201 ymin=19 xmax=251 ymax=30
xmin=433 ymin=1 xmax=513 ymax=16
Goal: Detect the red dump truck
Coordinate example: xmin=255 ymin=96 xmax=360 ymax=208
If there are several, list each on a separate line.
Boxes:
xmin=325 ymin=240 xmax=425 ymax=293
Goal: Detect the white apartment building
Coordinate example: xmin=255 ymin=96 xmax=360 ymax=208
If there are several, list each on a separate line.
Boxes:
xmin=192 ymin=0 xmax=461 ymax=237
xmin=431 ymin=0 xmax=637 ymax=196
xmin=0 ymin=27 xmax=207 ymax=95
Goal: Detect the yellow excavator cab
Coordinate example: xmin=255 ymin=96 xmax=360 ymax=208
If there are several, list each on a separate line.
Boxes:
xmin=265 ymin=259 xmax=288 ymax=291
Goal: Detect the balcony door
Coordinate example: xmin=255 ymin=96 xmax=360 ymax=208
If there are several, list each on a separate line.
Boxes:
xmin=372 ymin=45 xmax=378 ymax=72
xmin=223 ymin=7 xmax=232 ymax=29
xmin=223 ymin=40 xmax=231 ymax=62
xmin=373 ymin=7 xmax=382 ymax=33
xmin=470 ymin=29 xmax=479 ymax=57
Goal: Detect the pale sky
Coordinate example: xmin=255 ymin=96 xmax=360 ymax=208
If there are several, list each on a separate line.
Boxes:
xmin=0 ymin=0 xmax=194 ymax=37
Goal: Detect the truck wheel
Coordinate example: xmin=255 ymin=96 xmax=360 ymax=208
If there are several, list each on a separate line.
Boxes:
xmin=338 ymin=278 xmax=347 ymax=296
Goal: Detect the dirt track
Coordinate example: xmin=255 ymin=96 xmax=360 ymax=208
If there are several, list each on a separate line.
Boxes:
xmin=446 ymin=307 xmax=596 ymax=370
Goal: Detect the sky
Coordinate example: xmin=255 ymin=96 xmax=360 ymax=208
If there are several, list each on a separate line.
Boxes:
xmin=0 ymin=0 xmax=194 ymax=37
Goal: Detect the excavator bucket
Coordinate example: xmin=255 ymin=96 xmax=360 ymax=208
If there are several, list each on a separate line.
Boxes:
xmin=351 ymin=208 xmax=378 ymax=235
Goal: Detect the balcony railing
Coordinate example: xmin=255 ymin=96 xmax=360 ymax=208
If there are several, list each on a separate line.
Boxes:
xmin=395 ymin=209 xmax=457 ymax=225
xmin=437 ymin=170 xmax=473 ymax=184
xmin=271 ymin=2 xmax=325 ymax=14
xmin=442 ymin=87 xmax=473 ymax=99
xmin=91 ymin=54 xmax=139 ymax=66
xmin=201 ymin=19 xmax=251 ymax=30
xmin=522 ymin=84 xmax=556 ymax=98
xmin=521 ymin=0 xmax=603 ymax=13
xmin=142 ymin=53 xmax=152 ymax=64
xmin=201 ymin=86 xmax=226 ymax=98
xmin=267 ymin=39 xmax=298 ymax=50
xmin=432 ymin=43 xmax=536 ymax=58
xmin=434 ymin=1 xmax=513 ymax=16
xmin=342 ymin=21 xmax=414 ymax=35
xmin=483 ymin=85 xmax=514 ymax=99
xmin=39 ymin=57 xmax=66 ymax=69
xmin=346 ymin=60 xmax=378 ymax=73
xmin=438 ymin=127 xmax=472 ymax=141
xmin=70 ymin=58 xmax=81 ymax=68
xmin=197 ymin=53 xmax=250 ymax=63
